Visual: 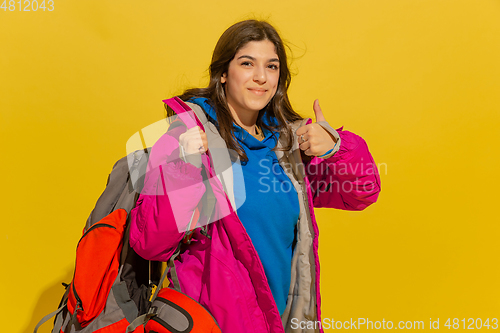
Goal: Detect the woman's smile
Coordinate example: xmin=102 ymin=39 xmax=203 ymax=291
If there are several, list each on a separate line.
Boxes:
xmin=247 ymin=87 xmax=268 ymax=96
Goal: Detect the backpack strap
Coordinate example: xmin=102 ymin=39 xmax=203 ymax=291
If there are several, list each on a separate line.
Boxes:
xmin=33 ymin=303 xmax=66 ymax=333
xmin=154 ymin=243 xmax=183 ymax=298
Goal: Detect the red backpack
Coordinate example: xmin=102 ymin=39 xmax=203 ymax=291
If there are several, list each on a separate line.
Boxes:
xmin=34 ymin=207 xmax=144 ymax=333
xmin=35 ymin=163 xmax=220 ymax=333
xmin=66 ymin=208 xmax=127 ymax=327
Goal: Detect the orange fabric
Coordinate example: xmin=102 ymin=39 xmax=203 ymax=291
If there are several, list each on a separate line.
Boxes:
xmin=67 ymin=209 xmax=128 ymax=327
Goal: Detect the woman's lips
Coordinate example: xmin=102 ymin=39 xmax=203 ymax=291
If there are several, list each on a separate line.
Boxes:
xmin=248 ymin=88 xmax=267 ymax=96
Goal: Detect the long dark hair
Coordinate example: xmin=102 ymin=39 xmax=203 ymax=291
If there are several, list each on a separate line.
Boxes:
xmin=166 ymin=19 xmax=303 ymax=162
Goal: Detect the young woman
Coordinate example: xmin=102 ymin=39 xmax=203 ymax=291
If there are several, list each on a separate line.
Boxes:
xmin=129 ymin=20 xmax=381 ymax=333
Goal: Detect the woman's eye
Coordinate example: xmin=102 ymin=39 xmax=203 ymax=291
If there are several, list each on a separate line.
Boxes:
xmin=268 ymin=64 xmax=279 ymax=70
xmin=241 ymin=61 xmax=252 ymax=67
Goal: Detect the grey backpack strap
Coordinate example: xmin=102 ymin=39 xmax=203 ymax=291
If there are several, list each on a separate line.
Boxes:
xmin=85 ymin=149 xmax=150 ymax=232
xmin=125 ymin=313 xmax=147 ymax=333
xmin=152 ymin=244 xmax=183 ymax=302
xmin=167 ymin=249 xmax=182 ymax=293
xmin=33 ymin=303 xmax=65 ymax=333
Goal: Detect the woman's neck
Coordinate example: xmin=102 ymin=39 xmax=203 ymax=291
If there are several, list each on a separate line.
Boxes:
xmin=228 ymin=105 xmax=259 ymax=135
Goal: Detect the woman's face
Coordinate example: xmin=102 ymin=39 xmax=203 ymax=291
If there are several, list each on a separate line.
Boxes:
xmin=222 ymin=40 xmax=280 ymax=119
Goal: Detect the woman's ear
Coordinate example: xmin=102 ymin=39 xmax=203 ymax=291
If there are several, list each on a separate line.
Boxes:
xmin=221 ymin=72 xmax=227 ymax=84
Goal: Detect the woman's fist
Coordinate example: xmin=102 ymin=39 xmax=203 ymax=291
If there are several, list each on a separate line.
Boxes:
xmin=179 ymin=126 xmax=208 ymax=154
xmin=178 ymin=126 xmax=208 ymax=167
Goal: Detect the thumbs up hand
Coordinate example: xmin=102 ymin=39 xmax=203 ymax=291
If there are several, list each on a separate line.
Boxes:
xmin=296 ymin=99 xmax=338 ymax=157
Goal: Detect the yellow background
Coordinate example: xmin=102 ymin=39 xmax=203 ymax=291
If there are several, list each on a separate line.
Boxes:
xmin=1 ymin=0 xmax=499 ymax=332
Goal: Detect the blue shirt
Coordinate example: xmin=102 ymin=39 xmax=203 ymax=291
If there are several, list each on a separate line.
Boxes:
xmin=188 ymin=98 xmax=300 ymax=315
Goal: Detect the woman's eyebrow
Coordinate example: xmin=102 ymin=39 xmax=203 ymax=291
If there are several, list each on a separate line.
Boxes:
xmin=237 ymin=55 xmax=280 ymax=62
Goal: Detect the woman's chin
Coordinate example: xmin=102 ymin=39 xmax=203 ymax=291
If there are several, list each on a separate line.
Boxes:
xmin=245 ymin=99 xmax=272 ymax=112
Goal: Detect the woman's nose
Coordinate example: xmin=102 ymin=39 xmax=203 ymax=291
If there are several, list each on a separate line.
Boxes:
xmin=253 ymin=66 xmax=267 ymax=84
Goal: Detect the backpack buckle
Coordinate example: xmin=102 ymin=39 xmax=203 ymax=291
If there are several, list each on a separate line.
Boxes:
xmin=146 ymin=306 xmax=158 ymax=319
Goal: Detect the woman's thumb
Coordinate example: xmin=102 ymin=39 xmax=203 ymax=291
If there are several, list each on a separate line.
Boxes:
xmin=313 ymin=99 xmax=326 ymax=122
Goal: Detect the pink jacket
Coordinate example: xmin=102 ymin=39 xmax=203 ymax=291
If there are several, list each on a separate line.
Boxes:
xmin=129 ymin=98 xmax=381 ymax=332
